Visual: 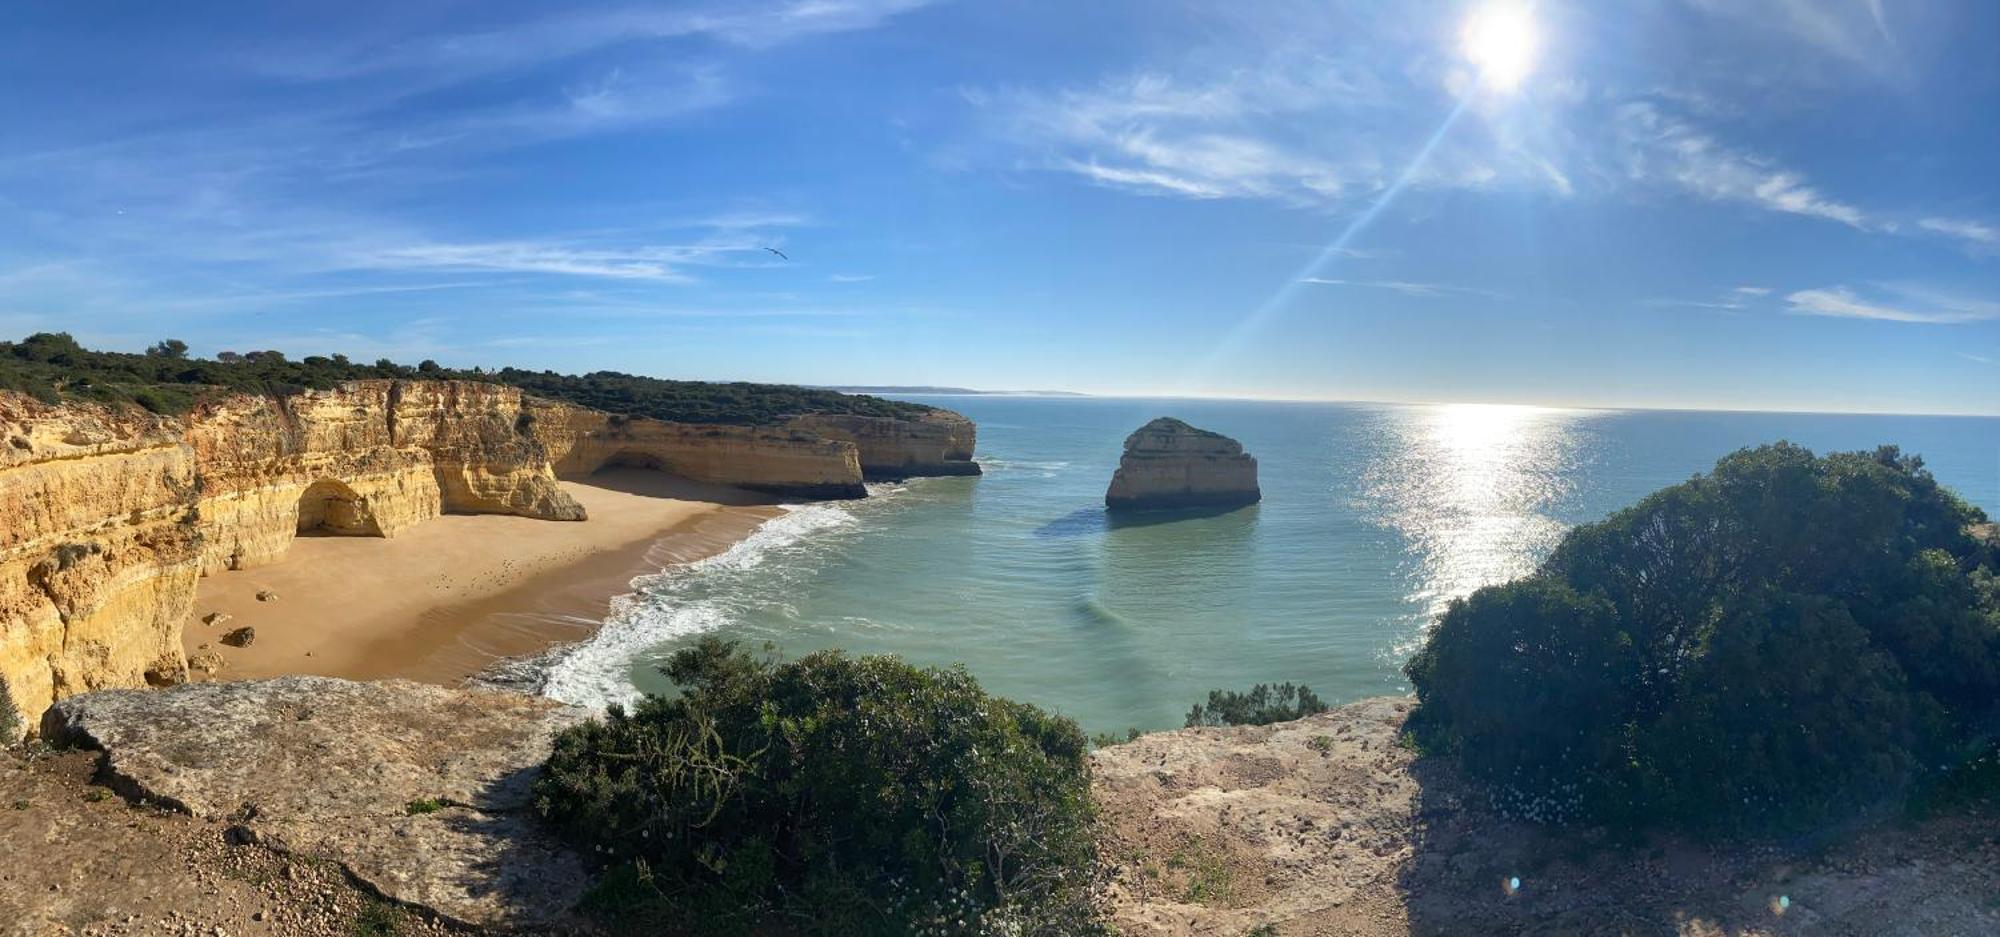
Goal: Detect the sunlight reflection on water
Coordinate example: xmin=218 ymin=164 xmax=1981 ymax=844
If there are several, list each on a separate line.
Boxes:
xmin=556 ymin=396 xmax=1995 ymax=736
xmin=1364 ymin=404 xmax=1583 ymax=653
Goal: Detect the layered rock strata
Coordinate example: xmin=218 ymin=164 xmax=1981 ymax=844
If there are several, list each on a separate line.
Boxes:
xmin=185 ymin=381 xmax=583 ymax=575
xmin=1104 ymin=417 xmax=1260 ymax=511
xmin=1 ymin=381 xmax=978 ymax=734
xmin=0 ymin=398 xmax=201 ymax=730
xmin=789 ymin=410 xmax=981 ymax=479
xmin=526 ymin=399 xmax=868 ymax=499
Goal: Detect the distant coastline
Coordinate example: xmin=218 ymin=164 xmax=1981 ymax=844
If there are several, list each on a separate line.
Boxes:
xmin=823 ymin=385 xmax=1091 ymax=397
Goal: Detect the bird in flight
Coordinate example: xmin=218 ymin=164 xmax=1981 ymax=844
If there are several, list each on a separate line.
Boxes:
xmin=763 ymin=246 xmax=790 ymax=261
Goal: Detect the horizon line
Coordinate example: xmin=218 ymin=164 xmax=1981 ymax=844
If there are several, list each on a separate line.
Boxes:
xmin=855 ymin=387 xmax=2000 ymax=420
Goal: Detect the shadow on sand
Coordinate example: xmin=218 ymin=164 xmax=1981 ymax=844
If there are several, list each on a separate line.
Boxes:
xmin=578 ymin=466 xmax=783 ymax=507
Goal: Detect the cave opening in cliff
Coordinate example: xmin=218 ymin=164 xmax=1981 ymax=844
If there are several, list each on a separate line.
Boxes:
xmin=599 ymin=450 xmax=671 ymax=474
xmin=296 ymin=478 xmax=385 ymax=537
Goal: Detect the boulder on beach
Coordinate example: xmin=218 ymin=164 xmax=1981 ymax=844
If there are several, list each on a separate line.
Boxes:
xmin=1104 ymin=417 xmax=1261 ymax=512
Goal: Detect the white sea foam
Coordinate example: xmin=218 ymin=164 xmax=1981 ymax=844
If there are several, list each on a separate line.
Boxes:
xmin=535 ymin=501 xmax=860 ymax=709
xmin=978 ymin=457 xmax=1071 ymax=477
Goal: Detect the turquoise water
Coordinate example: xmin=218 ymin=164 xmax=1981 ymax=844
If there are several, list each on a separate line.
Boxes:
xmin=540 ymin=399 xmax=2000 ymax=737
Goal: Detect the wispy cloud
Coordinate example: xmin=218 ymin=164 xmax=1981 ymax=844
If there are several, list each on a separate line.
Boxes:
xmin=1301 ymin=277 xmax=1502 ymax=299
xmin=1785 ymin=285 xmax=2000 ymax=324
xmin=1007 ymin=70 xmax=1356 ymax=203
xmin=0 ymin=1 xmax=911 ymax=313
xmin=256 ymin=0 xmax=936 ymax=81
xmin=347 ymin=221 xmax=804 ymax=283
xmin=1685 ymin=0 xmax=1902 ymax=73
xmin=1653 ymin=284 xmax=1776 ymax=311
xmin=1619 ymin=103 xmax=1867 ymax=228
xmin=970 ymin=4 xmax=1581 ymax=210
xmin=1650 ymin=284 xmax=1783 ymax=313
xmin=357 ymin=243 xmax=704 ymax=282
xmin=1919 ymin=216 xmax=1999 ymax=249
xmin=828 ymin=273 xmax=875 ymax=283
xmin=1958 ymin=351 xmax=1995 ymax=365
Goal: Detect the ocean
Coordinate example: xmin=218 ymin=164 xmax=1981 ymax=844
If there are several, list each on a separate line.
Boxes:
xmin=537 ymin=398 xmax=2000 ymax=737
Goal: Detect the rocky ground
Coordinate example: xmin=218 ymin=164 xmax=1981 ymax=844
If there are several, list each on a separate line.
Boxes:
xmin=15 ymin=678 xmax=594 ymax=936
xmin=1092 ymin=697 xmax=2000 ymax=936
xmin=0 ymin=746 xmax=456 ymax=937
xmin=6 ymin=684 xmax=1995 ymax=936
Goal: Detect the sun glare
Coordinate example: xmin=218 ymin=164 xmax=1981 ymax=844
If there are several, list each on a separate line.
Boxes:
xmin=1460 ymin=1 xmax=1539 ymax=92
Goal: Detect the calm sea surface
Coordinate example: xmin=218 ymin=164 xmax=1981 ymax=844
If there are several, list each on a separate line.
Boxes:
xmin=539 ymin=398 xmax=2000 ymax=737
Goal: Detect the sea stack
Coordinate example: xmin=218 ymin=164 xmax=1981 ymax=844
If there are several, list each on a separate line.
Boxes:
xmin=1104 ymin=417 xmax=1261 ymax=512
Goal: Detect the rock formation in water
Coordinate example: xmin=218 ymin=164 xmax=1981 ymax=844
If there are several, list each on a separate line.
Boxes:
xmin=0 ymin=381 xmax=977 ymax=734
xmin=1104 ymin=417 xmax=1260 ymax=511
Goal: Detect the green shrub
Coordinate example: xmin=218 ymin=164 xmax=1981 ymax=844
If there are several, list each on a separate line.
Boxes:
xmin=1185 ymin=682 xmax=1328 ymax=728
xmin=1406 ymin=443 xmax=2000 ymax=833
xmin=349 ymin=898 xmax=407 ymax=936
xmin=534 ymin=639 xmax=1105 ymax=935
xmin=1090 ymin=727 xmax=1143 ymax=748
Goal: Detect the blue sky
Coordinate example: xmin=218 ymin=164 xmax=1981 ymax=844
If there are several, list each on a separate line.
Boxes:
xmin=3 ymin=0 xmax=1998 ymax=413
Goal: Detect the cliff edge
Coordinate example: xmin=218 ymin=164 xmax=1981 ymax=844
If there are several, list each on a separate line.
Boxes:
xmin=14 ymin=686 xmax=1992 ymax=934
xmin=1094 ymin=698 xmax=2000 ymax=935
xmin=1105 ymin=417 xmax=1260 ymax=512
xmin=0 ymin=381 xmax=979 ymax=736
xmin=41 ymin=677 xmax=590 ymax=930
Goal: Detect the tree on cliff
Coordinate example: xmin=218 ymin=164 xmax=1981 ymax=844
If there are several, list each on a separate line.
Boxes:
xmin=145 ymin=339 xmax=189 ymax=359
xmin=1405 ymin=443 xmax=2000 ymax=832
xmin=535 ymin=639 xmax=1106 ymax=935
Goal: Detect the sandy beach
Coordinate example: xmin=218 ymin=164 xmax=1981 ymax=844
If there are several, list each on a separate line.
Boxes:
xmin=182 ymin=468 xmax=784 ymax=686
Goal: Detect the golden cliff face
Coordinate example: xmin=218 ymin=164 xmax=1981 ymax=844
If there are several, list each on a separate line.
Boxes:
xmin=527 ymin=400 xmax=869 ymax=498
xmin=787 ymin=410 xmax=981 ymax=479
xmin=0 ymin=382 xmax=979 ymax=735
xmin=0 ymin=396 xmax=201 ymax=727
xmin=185 ymin=381 xmax=584 ymax=573
xmin=0 ymin=381 xmax=584 ymax=733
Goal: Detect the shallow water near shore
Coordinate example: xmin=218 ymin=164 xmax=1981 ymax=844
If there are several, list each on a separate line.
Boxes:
xmin=539 ymin=398 xmax=2000 ymax=736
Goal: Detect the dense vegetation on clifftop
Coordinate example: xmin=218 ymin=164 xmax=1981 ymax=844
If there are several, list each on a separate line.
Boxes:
xmin=0 ymin=332 xmax=932 ymax=426
xmin=1405 ymin=443 xmax=2000 ymax=833
xmin=535 ymin=639 xmax=1104 ymax=935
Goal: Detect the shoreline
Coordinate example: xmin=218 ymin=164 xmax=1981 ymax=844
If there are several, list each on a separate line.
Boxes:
xmin=182 ymin=468 xmax=785 ymax=688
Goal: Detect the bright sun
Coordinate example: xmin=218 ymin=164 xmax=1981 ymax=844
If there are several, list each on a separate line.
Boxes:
xmin=1460 ymin=1 xmax=1539 ymax=92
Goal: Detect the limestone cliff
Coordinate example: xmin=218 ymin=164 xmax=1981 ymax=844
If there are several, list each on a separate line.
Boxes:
xmin=1105 ymin=417 xmax=1260 ymax=511
xmin=789 ymin=410 xmax=981 ymax=479
xmin=0 ymin=382 xmax=980 ymax=734
xmin=0 ymin=396 xmax=201 ymax=731
xmin=526 ymin=399 xmax=869 ymax=498
xmin=184 ymin=381 xmax=584 ymax=574
xmin=0 ymin=382 xmax=586 ymax=732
